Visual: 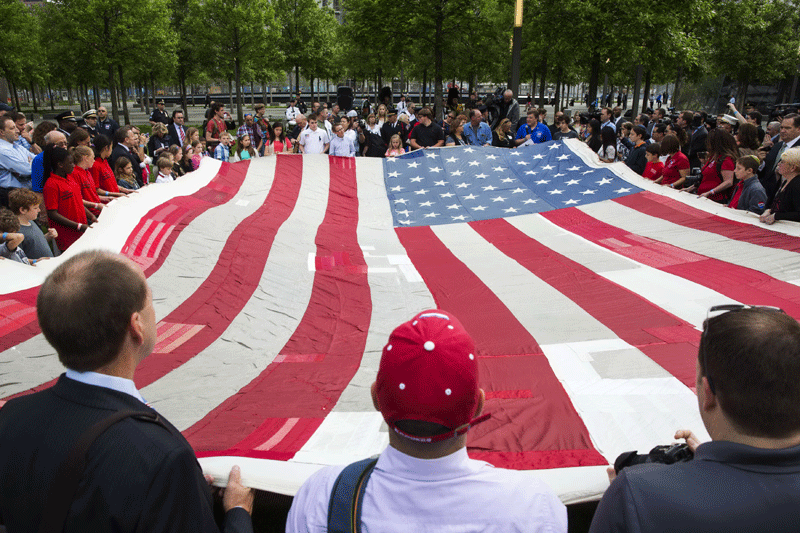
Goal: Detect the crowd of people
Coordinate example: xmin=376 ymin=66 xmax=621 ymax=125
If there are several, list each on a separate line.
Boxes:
xmin=2 ymin=90 xmax=800 ymax=265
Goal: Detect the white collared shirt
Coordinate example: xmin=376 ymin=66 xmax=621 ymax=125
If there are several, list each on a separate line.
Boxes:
xmin=65 ymin=369 xmax=147 ymax=404
xmin=286 ymin=445 xmax=566 ymax=533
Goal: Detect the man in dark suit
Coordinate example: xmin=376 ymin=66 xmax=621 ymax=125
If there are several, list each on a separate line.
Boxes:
xmin=380 ymin=109 xmax=403 ymax=146
xmin=110 ymin=126 xmax=145 ymax=187
xmin=687 ymin=114 xmax=708 ymax=170
xmin=759 ymin=113 xmax=800 ymax=206
xmin=168 ymin=108 xmax=188 ymax=147
xmin=0 ymin=251 xmax=254 ymax=532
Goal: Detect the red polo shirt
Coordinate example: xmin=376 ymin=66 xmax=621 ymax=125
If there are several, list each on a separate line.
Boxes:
xmin=44 ymin=173 xmax=86 ymax=250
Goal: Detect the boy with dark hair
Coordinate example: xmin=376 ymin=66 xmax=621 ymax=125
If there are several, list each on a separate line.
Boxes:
xmin=643 ymin=143 xmax=664 ymax=181
xmin=8 ymin=188 xmax=56 ymax=260
xmin=728 ymin=155 xmax=768 ymax=214
xmin=0 ymin=207 xmax=32 ymax=265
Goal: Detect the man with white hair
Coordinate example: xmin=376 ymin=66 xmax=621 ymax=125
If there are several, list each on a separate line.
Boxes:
xmin=497 ymin=89 xmax=520 ymax=126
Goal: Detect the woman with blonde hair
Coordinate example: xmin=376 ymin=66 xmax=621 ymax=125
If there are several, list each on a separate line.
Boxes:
xmin=761 ymin=148 xmax=800 ymax=224
xmin=148 ymin=122 xmax=170 ymax=160
xmin=492 ymin=118 xmax=515 ymax=148
xmin=376 ymin=104 xmax=388 ymax=127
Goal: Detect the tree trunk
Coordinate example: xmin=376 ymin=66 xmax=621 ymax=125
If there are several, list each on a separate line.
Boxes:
xmin=180 ymin=76 xmax=187 ymax=113
xmin=538 ymin=58 xmax=547 ymax=107
xmin=118 ymin=65 xmax=130 ymax=125
xmin=554 ymin=69 xmax=562 ymax=113
xmin=31 ymin=82 xmax=38 ymax=114
xmin=228 ymin=78 xmax=234 ymax=112
xmin=631 ymin=64 xmax=643 ymax=118
xmin=250 ymin=81 xmax=255 ymax=107
xmin=294 ymin=65 xmax=300 ymax=97
xmin=93 ymin=85 xmax=100 ymax=109
xmin=531 ymin=73 xmax=537 ymax=106
xmin=48 ymin=82 xmax=55 ymax=111
xmin=587 ymin=54 xmax=600 ymax=111
xmin=422 ymin=67 xmax=427 ymax=107
xmin=234 ymin=56 xmax=244 ymax=125
xmin=143 ymin=82 xmax=150 ymax=114
xmin=602 ymin=74 xmax=608 ymax=108
xmin=108 ymin=65 xmax=119 ymax=122
xmin=310 ymin=76 xmax=315 ymax=104
xmin=150 ymin=75 xmax=157 ymax=110
xmin=66 ymin=84 xmax=73 ymax=108
xmin=643 ymin=69 xmax=652 ymax=112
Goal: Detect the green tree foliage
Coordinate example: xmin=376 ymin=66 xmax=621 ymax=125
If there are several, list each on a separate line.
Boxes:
xmin=0 ymin=1 xmax=42 ymax=110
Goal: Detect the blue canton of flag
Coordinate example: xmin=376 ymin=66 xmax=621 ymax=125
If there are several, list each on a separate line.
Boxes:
xmin=383 ymin=141 xmax=640 ymax=227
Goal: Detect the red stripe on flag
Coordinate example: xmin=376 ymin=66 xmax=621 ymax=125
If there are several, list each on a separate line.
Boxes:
xmin=123 ymin=161 xmax=251 ymax=277
xmin=544 ymin=207 xmax=800 ymax=319
xmin=616 ymin=191 xmax=800 ymax=254
xmin=184 ymin=157 xmax=372 ymax=457
xmin=470 ymin=218 xmax=699 ymax=387
xmin=0 ymin=288 xmax=40 ymax=352
xmin=396 ymin=225 xmax=606 ymax=469
xmin=133 ymin=157 xmax=298 ymax=389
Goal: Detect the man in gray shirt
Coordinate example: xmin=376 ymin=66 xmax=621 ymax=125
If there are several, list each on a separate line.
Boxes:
xmin=589 ymin=305 xmax=800 ymax=533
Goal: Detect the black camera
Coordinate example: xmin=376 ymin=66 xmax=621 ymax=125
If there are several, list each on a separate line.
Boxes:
xmin=614 ymin=443 xmax=694 ymax=474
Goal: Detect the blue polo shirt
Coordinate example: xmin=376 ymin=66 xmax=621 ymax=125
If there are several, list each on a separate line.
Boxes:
xmin=516 ymin=122 xmax=552 ymax=143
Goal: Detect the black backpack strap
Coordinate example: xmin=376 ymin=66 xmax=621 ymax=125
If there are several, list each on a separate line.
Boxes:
xmin=327 ymin=457 xmax=379 ymax=533
xmin=37 ymin=410 xmax=170 ymax=533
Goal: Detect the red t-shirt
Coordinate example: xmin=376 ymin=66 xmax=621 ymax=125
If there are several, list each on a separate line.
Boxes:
xmin=698 ymin=156 xmax=735 ymax=195
xmin=70 ymin=166 xmax=102 ymax=217
xmin=660 ymin=152 xmax=690 ymax=185
xmin=44 ymin=173 xmax=87 ymax=251
xmin=644 ymin=161 xmax=664 ymax=181
xmin=90 ymin=158 xmax=120 ymax=193
xmin=205 ymin=117 xmax=226 ymax=140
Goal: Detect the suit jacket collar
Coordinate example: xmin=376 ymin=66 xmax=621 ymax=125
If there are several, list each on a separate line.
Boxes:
xmin=53 ymin=374 xmax=153 ymax=414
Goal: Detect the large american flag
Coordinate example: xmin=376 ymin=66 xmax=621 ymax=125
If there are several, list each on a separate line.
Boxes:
xmin=3 ymin=140 xmax=800 ymax=501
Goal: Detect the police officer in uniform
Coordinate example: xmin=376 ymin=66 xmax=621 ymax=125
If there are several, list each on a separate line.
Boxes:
xmin=55 ymin=111 xmax=79 ymax=137
xmin=81 ymin=109 xmax=100 ymax=142
xmin=149 ymin=99 xmax=170 ymax=127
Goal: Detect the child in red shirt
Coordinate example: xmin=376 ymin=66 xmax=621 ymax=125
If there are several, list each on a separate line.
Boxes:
xmin=643 ymin=143 xmax=664 ymax=181
xmin=43 ymin=146 xmax=94 ymax=251
xmin=90 ymin=134 xmax=133 ymax=196
xmin=70 ymin=146 xmax=104 ymax=218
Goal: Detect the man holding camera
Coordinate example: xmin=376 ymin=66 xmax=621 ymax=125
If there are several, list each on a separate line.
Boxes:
xmin=589 ymin=305 xmax=800 ymax=533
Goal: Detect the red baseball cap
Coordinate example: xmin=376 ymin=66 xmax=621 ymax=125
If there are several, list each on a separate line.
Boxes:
xmin=376 ymin=309 xmax=490 ymax=442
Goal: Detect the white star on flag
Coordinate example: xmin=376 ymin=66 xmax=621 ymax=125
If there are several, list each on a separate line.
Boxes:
xmin=580 ymin=189 xmax=597 ymax=195
xmin=386 ymin=157 xmax=397 ymax=162
xmin=447 ymin=204 xmax=460 ymax=209
xmin=475 ymin=173 xmax=488 ymax=179
xmin=390 ymin=186 xmax=404 ymax=192
xmin=456 ymin=183 xmax=469 ymax=188
xmin=493 ymin=166 xmax=507 ymax=172
xmin=512 ymin=188 xmax=525 ymax=193
xmin=464 ymin=148 xmax=475 ymax=153
xmin=388 ymin=171 xmax=400 ymax=178
xmin=414 ymin=189 xmax=429 ymax=195
xmin=452 ymin=215 xmax=467 ymax=221
xmin=398 ymin=219 xmax=412 ymax=225
xmin=501 ymin=178 xmax=515 ymax=183
xmin=440 ymin=192 xmax=454 ymax=198
xmin=549 ymin=189 xmax=564 ymax=195
xmin=553 ymin=173 xmax=565 ymax=178
xmin=557 ymin=154 xmax=570 ymax=160
xmin=549 ymin=143 xmax=561 ymax=150
xmin=396 ymin=209 xmax=411 ymax=216
xmin=425 ymin=152 xmax=438 ymax=158
xmin=533 ymin=154 xmax=545 ymax=159
xmin=582 ymin=170 xmax=595 ymax=175
xmin=419 ymin=201 xmax=434 ymax=207
xmin=516 ymin=161 xmax=529 ymax=166
xmin=523 ymin=198 xmax=538 ymax=204
xmin=535 ymin=179 xmax=550 ymax=185
xmin=429 ymin=167 xmax=443 ymax=173
xmin=567 ymin=166 xmax=581 ymax=171
xmin=597 ymin=178 xmax=613 ymax=185
xmin=472 ymin=205 xmax=487 ymax=211
xmin=469 ymin=161 xmax=480 ymax=166
xmin=483 ymin=185 xmax=497 ymax=191
xmin=486 ymin=154 xmax=497 ymax=160
xmin=565 ymin=179 xmax=581 ymax=186
xmin=525 ymin=171 xmax=537 ymax=175
xmin=615 ymin=188 xmax=632 ymax=193
xmin=492 ymin=196 xmax=506 ymax=202
xmin=542 ymin=165 xmax=554 ymax=170
xmin=434 ymin=180 xmax=448 ymax=186
xmin=451 ymin=170 xmax=463 ymax=176
xmin=510 ymin=151 xmax=521 ymax=156
xmin=564 ymin=199 xmax=579 ymax=205
xmin=394 ymin=198 xmax=408 ymax=204
xmin=464 ymin=194 xmax=478 ymax=200
xmin=504 ymin=207 xmax=518 ymax=213
xmin=423 ymin=212 xmax=439 ymax=217
xmin=408 ymin=161 xmax=420 ymax=168
xmin=446 ymin=157 xmax=457 ymax=163
xmin=410 ymin=176 xmax=423 ymax=183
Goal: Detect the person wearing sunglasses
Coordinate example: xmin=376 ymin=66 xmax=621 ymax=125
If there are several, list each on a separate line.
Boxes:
xmin=590 ymin=304 xmax=800 ymax=533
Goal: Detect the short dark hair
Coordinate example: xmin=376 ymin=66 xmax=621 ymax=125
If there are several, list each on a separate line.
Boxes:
xmin=37 ymin=251 xmax=148 ymax=372
xmin=93 ymin=134 xmax=113 ymax=156
xmin=116 ymin=125 xmax=133 ymax=144
xmin=211 ymin=102 xmax=224 ymax=114
xmin=737 ymin=154 xmax=761 ymax=173
xmin=68 ymin=128 xmax=89 ymax=148
xmin=747 ymin=110 xmax=762 ymax=124
xmin=171 ymin=108 xmax=184 ymax=119
xmin=784 ymin=113 xmax=800 ymax=129
xmin=0 ymin=208 xmax=19 ymax=233
xmin=646 ymin=142 xmax=661 ymax=156
xmin=680 ymin=111 xmax=694 ymax=125
xmin=699 ymin=308 xmax=800 ymax=438
xmin=632 ymin=125 xmax=647 ymax=138
xmin=417 ymin=108 xmax=433 ymax=119
xmin=660 ymin=133 xmax=681 ymax=155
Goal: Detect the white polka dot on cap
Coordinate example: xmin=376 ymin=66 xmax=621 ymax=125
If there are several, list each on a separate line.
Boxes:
xmin=424 ymin=341 xmax=435 ymax=351
xmin=445 ymin=389 xmax=452 ymax=395
xmin=387 ymin=344 xmax=392 ymax=351
xmin=399 ymin=383 xmax=405 ymax=390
